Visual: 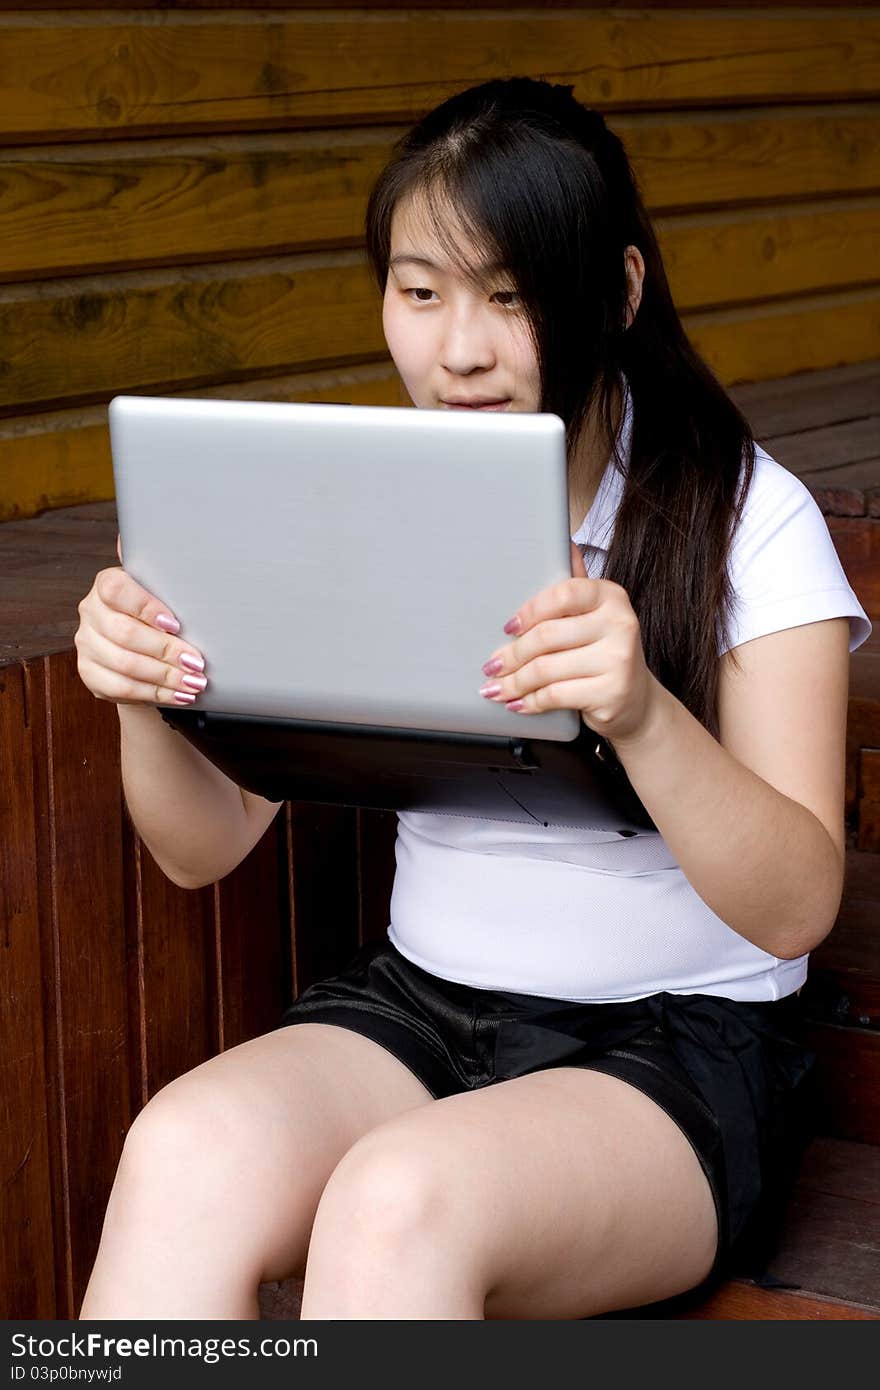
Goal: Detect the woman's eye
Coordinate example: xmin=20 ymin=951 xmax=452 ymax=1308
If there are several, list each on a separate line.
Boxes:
xmin=403 ymin=287 xmax=520 ymax=308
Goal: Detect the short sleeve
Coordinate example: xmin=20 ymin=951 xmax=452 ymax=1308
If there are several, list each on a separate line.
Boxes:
xmin=718 ymin=447 xmax=873 ymax=657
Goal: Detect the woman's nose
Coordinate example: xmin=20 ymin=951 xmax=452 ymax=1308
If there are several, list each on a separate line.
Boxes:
xmin=439 ymin=310 xmax=496 ymax=376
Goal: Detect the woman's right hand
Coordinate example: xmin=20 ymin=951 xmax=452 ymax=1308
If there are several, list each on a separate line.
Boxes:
xmin=74 ymin=532 xmax=208 ymax=707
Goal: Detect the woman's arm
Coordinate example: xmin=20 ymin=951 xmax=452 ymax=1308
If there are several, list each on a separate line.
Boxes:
xmin=608 ymin=617 xmax=850 ymax=960
xmin=119 ymin=704 xmax=283 ymax=889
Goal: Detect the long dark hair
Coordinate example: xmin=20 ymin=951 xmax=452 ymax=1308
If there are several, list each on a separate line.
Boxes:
xmin=365 ymin=77 xmax=756 ymax=739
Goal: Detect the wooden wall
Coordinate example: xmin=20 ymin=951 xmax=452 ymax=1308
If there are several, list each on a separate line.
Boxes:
xmin=2 ymin=0 xmax=879 ymax=1319
xmin=0 ymin=1 xmax=878 ymax=520
xmin=1 ymin=639 xmax=398 ymax=1318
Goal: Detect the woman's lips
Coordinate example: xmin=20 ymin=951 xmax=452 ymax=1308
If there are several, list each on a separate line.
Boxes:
xmin=443 ymin=399 xmax=511 ymax=411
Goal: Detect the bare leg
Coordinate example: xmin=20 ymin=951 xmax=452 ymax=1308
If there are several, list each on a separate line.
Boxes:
xmin=79 ymin=1023 xmax=433 ymax=1319
xmin=299 ymin=1067 xmax=718 ymax=1320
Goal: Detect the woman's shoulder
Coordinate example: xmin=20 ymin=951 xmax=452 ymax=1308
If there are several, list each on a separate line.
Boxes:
xmin=739 ymin=442 xmax=816 ymax=518
xmin=730 ymin=442 xmax=832 ymax=563
xmin=721 ymin=441 xmax=873 ymax=656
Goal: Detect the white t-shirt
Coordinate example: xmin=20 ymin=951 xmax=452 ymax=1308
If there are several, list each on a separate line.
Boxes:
xmin=387 ymin=389 xmax=873 ymax=1003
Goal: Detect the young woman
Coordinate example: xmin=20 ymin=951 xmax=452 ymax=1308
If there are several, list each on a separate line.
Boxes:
xmin=75 ymin=77 xmax=871 ymax=1319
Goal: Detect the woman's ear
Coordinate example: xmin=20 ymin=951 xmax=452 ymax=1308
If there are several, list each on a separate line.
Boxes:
xmin=624 ymin=245 xmax=645 ymax=329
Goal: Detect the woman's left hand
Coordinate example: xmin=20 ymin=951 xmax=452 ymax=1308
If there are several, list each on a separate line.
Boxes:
xmin=478 ymin=542 xmax=661 ymax=748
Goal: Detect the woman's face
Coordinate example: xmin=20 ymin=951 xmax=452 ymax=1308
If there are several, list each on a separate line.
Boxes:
xmin=382 ymin=194 xmax=541 ymax=413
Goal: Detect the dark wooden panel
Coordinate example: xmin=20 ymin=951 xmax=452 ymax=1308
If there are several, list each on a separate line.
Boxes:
xmin=356 ymin=808 xmax=399 ymax=948
xmin=3 ymin=111 xmax=879 ymax=282
xmin=0 ymin=2 xmax=856 ymax=10
xmin=672 ymin=1281 xmax=878 ymax=1319
xmin=0 ymin=254 xmax=386 ymax=414
xmin=1 ymin=12 xmax=878 ymax=143
xmin=806 ymin=1020 xmax=880 ymax=1146
xmin=124 ymin=823 xmax=218 ymax=1105
xmin=0 ymin=364 xmax=403 ymax=523
xmin=216 ymin=816 xmax=288 ymax=1051
xmin=848 ymin=659 xmax=880 ymax=823
xmin=287 ymin=804 xmax=361 ymax=1002
xmin=826 ymin=515 xmax=880 ymax=626
xmin=809 ymin=849 xmax=880 ymax=1027
xmin=42 ymin=650 xmax=132 ymax=1312
xmin=0 ymin=663 xmax=59 ymax=1317
xmin=859 ymin=747 xmax=880 ymax=854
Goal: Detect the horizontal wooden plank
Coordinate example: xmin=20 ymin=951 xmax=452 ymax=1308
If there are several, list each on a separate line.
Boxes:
xmin=3 ymin=236 xmax=880 ymax=414
xmin=688 ymin=287 xmax=880 ymax=386
xmin=1 ymin=12 xmax=878 ymax=142
xmin=0 ymin=129 xmax=390 ymax=282
xmin=619 ymin=104 xmax=880 ymax=217
xmin=762 ymin=417 xmax=880 ymax=475
xmin=731 ymin=360 xmax=880 ymax=437
xmin=1 ymin=290 xmax=878 ymax=517
xmin=658 ymin=198 xmax=880 ymax=312
xmin=0 ymin=2 xmax=855 ymax=10
xmin=0 ymin=253 xmax=387 ymax=413
xmin=670 ymin=1279 xmax=880 ymax=1320
xmin=0 ymin=363 xmax=402 ymax=525
xmin=3 ymin=107 xmax=879 ymax=282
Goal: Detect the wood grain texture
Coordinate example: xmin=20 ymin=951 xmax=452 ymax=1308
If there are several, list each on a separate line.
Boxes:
xmin=1 ymin=11 xmax=877 ymax=143
xmin=0 ymin=364 xmax=403 ymax=523
xmin=287 ymin=804 xmax=361 ymax=1003
xmin=858 ymin=748 xmax=880 ymax=855
xmin=0 ymin=663 xmax=59 ymax=1318
xmin=1 ymin=255 xmax=878 ymax=417
xmin=356 ymin=808 xmax=400 ymax=947
xmin=0 ymin=254 xmax=386 ymax=413
xmin=2 ymin=109 xmax=878 ymax=282
xmin=670 ymin=1282 xmax=879 ymax=1319
xmin=38 ymin=650 xmax=132 ymax=1315
xmin=687 ymin=287 xmax=880 ymax=386
xmin=123 ymin=821 xmax=218 ymax=1105
xmin=806 ymin=1021 xmax=880 ymax=1147
xmin=0 ymin=2 xmax=857 ymax=11
xmin=215 ymin=819 xmax=288 ymax=1053
xmin=731 ymin=360 xmax=880 ymax=439
xmin=825 ymin=514 xmax=880 ymax=627
xmin=656 ymin=198 xmax=880 ymax=312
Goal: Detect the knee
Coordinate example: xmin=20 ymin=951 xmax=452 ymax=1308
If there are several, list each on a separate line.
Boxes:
xmin=314 ymin=1131 xmax=452 ymax=1249
xmin=120 ymin=1078 xmax=253 ymax=1190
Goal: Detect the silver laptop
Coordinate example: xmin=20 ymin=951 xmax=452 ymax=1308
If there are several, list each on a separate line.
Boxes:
xmin=109 ymin=395 xmax=655 ymax=832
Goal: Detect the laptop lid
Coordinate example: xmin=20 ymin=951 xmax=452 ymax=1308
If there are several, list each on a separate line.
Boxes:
xmin=109 ymin=394 xmax=656 ymax=832
xmin=109 ymin=394 xmax=580 ymax=743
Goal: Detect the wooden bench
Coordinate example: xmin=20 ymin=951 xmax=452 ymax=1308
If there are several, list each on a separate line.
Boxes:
xmin=2 ymin=360 xmax=878 ymax=1320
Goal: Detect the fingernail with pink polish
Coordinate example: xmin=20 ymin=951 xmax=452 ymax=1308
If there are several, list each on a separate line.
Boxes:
xmin=156 ymin=613 xmax=180 ymax=633
xmin=503 ymin=616 xmax=522 ymax=636
xmin=173 ymin=691 xmax=196 ymax=704
xmin=179 ymin=652 xmax=205 ymax=672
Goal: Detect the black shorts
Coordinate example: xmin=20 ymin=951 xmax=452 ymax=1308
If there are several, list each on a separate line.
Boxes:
xmin=277 ymin=937 xmax=819 ymax=1304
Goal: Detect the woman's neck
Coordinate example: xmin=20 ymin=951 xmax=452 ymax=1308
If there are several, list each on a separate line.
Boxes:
xmin=568 ymin=378 xmax=623 ymax=534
